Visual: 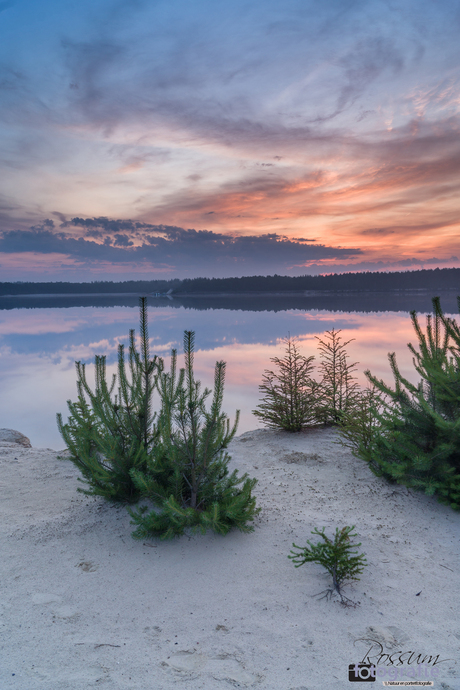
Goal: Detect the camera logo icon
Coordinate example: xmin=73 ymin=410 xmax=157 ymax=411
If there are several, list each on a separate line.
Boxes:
xmin=349 ymin=663 xmax=376 ymax=682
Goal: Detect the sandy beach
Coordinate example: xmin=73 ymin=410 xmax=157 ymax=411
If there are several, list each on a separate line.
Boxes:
xmin=1 ymin=427 xmax=459 ymax=690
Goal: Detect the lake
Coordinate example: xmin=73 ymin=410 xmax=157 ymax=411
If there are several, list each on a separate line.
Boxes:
xmin=1 ymin=291 xmax=458 ymax=449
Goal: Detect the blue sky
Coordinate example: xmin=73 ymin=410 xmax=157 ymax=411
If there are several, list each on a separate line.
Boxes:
xmin=1 ymin=0 xmax=460 ymax=280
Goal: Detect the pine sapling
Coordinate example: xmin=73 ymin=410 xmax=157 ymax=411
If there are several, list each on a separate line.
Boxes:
xmin=57 ymin=297 xmax=160 ymax=503
xmin=289 ymin=526 xmax=367 ymax=607
xmin=338 ymin=385 xmax=387 ymax=457
xmin=129 ymin=330 xmax=260 ymax=538
xmin=360 ymin=297 xmax=460 ymax=510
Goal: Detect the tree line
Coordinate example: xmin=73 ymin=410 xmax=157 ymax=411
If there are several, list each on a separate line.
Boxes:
xmin=0 ymin=279 xmax=181 ymax=296
xmin=1 ymin=267 xmax=460 ymax=296
xmin=177 ymin=268 xmax=460 ymax=293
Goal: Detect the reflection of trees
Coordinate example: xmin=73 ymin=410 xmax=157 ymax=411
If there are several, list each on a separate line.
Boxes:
xmin=1 ymin=291 xmax=458 ymax=314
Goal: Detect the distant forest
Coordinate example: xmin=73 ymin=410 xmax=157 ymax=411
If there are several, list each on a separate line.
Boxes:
xmin=1 ymin=267 xmax=460 ymax=296
xmin=178 ymin=268 xmax=460 ymax=293
xmin=0 ymin=279 xmax=182 ymax=296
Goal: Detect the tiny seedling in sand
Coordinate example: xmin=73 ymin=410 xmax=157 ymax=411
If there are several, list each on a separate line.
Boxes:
xmin=289 ymin=525 xmax=367 ymax=607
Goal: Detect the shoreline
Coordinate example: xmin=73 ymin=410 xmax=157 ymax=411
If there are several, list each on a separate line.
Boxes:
xmin=1 ymin=287 xmax=460 ymax=298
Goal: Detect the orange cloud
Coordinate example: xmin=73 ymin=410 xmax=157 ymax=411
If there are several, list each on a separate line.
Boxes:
xmin=117 ymin=161 xmax=145 ymax=174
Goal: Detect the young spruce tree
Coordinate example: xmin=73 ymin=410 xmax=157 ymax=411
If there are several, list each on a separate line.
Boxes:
xmin=315 ymin=329 xmax=360 ymax=425
xmin=289 ymin=526 xmax=367 ymax=607
xmin=252 ymin=335 xmax=317 ymax=431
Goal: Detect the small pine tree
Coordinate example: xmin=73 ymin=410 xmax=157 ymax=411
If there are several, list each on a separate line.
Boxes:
xmin=315 ymin=329 xmax=360 ymax=425
xmin=129 ymin=331 xmax=260 ymax=538
xmin=289 ymin=526 xmax=367 ymax=607
xmin=359 ymin=297 xmax=460 ymax=509
xmin=338 ymin=385 xmax=386 ymax=457
xmin=57 ymin=297 xmax=160 ymax=503
xmin=252 ymin=335 xmax=317 ymax=431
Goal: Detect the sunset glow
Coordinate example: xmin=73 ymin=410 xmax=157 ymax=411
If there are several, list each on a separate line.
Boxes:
xmin=1 ymin=0 xmax=459 ymax=280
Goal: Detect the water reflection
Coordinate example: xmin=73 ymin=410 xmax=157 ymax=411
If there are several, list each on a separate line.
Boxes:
xmin=1 ymin=289 xmax=459 ymax=314
xmin=0 ymin=296 xmax=456 ymax=448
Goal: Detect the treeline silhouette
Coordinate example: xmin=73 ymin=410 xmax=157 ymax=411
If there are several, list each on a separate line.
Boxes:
xmin=0 ymin=279 xmax=181 ymax=296
xmin=178 ymin=268 xmax=460 ymax=293
xmin=1 ymin=268 xmax=460 ymax=297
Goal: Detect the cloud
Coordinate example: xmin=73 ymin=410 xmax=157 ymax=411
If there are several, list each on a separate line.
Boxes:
xmin=65 ymin=216 xmax=147 ymax=233
xmin=0 ymin=227 xmax=124 ymax=260
xmin=299 ymin=256 xmax=460 ymax=276
xmin=61 ymin=38 xmax=127 ymax=124
xmin=136 ymin=120 xmax=460 ymax=232
xmin=1 ymin=0 xmax=460 ymax=279
xmin=360 ymin=219 xmax=460 ymax=237
xmin=309 ymin=36 xmax=405 ymax=123
xmin=0 ymin=219 xmax=362 ymax=274
xmin=112 ymin=233 xmax=134 ymax=246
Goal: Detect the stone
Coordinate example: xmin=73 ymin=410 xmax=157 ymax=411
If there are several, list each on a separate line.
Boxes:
xmin=0 ymin=429 xmax=32 ymax=447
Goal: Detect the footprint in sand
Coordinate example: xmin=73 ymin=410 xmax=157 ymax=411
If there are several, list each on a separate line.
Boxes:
xmin=164 ymin=650 xmax=260 ymax=685
xmin=77 ymin=560 xmax=98 ymax=572
xmin=364 ymin=625 xmax=410 ymax=649
xmin=31 ymin=593 xmax=80 ymax=620
xmin=29 ymin=664 xmax=107 ymax=684
xmin=52 ymin=605 xmax=80 ymax=620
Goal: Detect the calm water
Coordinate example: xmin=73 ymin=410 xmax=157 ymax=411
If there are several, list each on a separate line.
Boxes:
xmin=0 ymin=292 xmax=457 ymax=449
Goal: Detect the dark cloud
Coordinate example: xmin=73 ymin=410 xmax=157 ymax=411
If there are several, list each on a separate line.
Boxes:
xmin=0 ymin=227 xmax=125 ymax=260
xmin=51 ymin=211 xmax=68 ymax=224
xmin=31 ymin=219 xmax=55 ymax=231
xmin=65 ymin=216 xmax=149 ymax=234
xmin=0 ymin=219 xmax=362 ymax=273
xmin=112 ymin=233 xmax=134 ymax=246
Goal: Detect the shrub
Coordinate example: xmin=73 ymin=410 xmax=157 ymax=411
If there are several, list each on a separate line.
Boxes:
xmin=252 ymin=335 xmax=317 ymax=431
xmin=338 ymin=385 xmax=387 ymax=458
xmin=129 ymin=331 xmax=260 ymax=538
xmin=289 ymin=526 xmax=367 ymax=607
xmin=57 ymin=297 xmax=160 ymax=503
xmin=359 ymin=297 xmax=460 ymax=510
xmin=58 ymin=299 xmax=260 ymax=537
xmin=253 ymin=330 xmax=359 ymax=431
xmin=315 ymin=329 xmax=360 ymax=425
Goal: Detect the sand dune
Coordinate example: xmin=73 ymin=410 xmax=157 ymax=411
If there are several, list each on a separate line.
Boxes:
xmin=1 ymin=428 xmax=459 ymax=689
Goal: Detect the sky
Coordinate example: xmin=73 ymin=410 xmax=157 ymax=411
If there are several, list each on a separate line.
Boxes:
xmin=1 ymin=0 xmax=460 ymax=281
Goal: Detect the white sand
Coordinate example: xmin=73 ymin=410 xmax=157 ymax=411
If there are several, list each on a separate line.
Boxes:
xmin=1 ymin=428 xmax=459 ymax=690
